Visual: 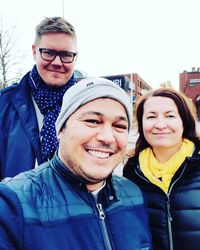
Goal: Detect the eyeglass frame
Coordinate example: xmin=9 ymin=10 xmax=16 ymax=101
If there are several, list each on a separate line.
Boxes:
xmin=38 ymin=47 xmax=77 ymax=63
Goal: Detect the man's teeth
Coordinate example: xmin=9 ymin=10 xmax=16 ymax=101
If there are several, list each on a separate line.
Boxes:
xmin=88 ymin=150 xmax=110 ymax=158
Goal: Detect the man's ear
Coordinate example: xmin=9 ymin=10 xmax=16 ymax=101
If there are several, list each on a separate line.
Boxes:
xmin=57 ymin=122 xmax=67 ymax=141
xmin=58 ymin=131 xmax=62 ymax=141
xmin=32 ymin=44 xmax=37 ymax=60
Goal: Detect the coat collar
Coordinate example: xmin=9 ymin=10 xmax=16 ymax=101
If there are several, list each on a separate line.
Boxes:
xmin=50 ymin=153 xmax=118 ymax=207
xmin=9 ymin=72 xmax=43 ymax=164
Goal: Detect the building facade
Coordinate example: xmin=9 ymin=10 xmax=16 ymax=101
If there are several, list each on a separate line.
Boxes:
xmin=179 ymin=68 xmax=200 ymax=119
xmin=102 ymin=73 xmax=152 ymax=104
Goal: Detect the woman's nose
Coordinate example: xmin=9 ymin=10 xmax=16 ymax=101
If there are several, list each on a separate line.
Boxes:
xmin=154 ymin=118 xmax=167 ymax=129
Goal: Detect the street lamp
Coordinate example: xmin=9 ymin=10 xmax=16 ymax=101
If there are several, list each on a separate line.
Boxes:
xmin=61 ymin=0 xmax=65 ymax=17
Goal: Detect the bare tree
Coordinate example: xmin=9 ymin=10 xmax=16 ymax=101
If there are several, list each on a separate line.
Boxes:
xmin=0 ymin=16 xmax=23 ymax=89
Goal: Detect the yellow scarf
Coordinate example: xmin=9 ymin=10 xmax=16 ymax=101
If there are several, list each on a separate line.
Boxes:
xmin=139 ymin=139 xmax=194 ymax=193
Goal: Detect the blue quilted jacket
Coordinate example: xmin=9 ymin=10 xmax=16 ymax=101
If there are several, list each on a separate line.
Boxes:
xmin=0 ymin=154 xmax=152 ymax=250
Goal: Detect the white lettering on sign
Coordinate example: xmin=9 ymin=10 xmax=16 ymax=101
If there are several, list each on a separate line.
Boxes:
xmin=189 ymin=79 xmax=200 ymax=84
xmin=112 ymin=79 xmax=122 ymax=87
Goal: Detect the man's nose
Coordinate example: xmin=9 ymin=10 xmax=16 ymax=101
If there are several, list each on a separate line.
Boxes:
xmin=96 ymin=125 xmax=115 ymax=144
xmin=51 ymin=55 xmax=63 ymax=65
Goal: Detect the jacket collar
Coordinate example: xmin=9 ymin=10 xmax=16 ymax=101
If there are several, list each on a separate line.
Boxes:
xmin=192 ymin=140 xmax=200 ymax=156
xmin=50 ymin=153 xmax=118 ymax=207
xmin=9 ymin=72 xmax=43 ymax=164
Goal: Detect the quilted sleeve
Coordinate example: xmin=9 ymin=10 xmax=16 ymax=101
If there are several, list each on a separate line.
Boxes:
xmin=0 ymin=183 xmax=23 ymax=249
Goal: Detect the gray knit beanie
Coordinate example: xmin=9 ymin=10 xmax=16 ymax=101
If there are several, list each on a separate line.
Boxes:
xmin=56 ymin=77 xmax=132 ymax=134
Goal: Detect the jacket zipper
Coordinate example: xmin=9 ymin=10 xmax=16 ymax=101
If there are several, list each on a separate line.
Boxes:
xmin=166 ymin=193 xmax=173 ymax=250
xmin=135 ymin=162 xmax=188 ymax=250
xmin=166 ymin=162 xmax=188 ymax=250
xmin=96 ymin=203 xmax=113 ymax=250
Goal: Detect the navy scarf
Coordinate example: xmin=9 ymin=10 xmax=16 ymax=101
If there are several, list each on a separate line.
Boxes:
xmin=29 ymin=65 xmax=76 ymax=161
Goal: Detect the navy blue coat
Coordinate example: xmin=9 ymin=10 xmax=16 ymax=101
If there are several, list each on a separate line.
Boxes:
xmin=0 ymin=154 xmax=152 ymax=250
xmin=0 ymin=72 xmax=43 ymax=179
xmin=123 ymin=144 xmax=200 ymax=250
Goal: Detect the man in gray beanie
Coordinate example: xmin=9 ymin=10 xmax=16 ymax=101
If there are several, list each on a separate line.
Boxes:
xmin=56 ymin=77 xmax=132 ymax=134
xmin=0 ymin=77 xmax=152 ymax=249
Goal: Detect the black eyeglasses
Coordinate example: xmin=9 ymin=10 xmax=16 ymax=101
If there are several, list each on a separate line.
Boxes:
xmin=38 ymin=48 xmax=77 ymax=63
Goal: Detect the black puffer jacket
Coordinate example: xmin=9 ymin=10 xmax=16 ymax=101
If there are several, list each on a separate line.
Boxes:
xmin=123 ymin=144 xmax=200 ymax=250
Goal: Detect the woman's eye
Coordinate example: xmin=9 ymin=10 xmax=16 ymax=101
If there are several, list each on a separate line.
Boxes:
xmin=146 ymin=116 xmax=156 ymax=119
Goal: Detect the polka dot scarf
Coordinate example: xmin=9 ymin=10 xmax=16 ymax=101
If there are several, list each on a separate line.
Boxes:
xmin=28 ymin=65 xmax=76 ymax=162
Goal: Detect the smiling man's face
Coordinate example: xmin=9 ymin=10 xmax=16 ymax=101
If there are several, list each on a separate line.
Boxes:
xmin=32 ymin=33 xmax=77 ymax=88
xmin=58 ymin=98 xmax=129 ymax=191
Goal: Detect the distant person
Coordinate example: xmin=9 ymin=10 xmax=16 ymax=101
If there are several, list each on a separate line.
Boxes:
xmin=123 ymin=87 xmax=200 ymax=250
xmin=0 ymin=17 xmax=78 ymax=179
xmin=0 ymin=77 xmax=152 ymax=250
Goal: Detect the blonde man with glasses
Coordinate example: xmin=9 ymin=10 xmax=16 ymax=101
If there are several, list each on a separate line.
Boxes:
xmin=0 ymin=17 xmax=78 ymax=179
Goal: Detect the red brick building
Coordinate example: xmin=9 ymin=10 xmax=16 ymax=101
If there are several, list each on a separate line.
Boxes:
xmin=102 ymin=73 xmax=152 ymax=104
xmin=75 ymin=70 xmax=152 ymax=110
xmin=179 ymin=68 xmax=200 ymax=119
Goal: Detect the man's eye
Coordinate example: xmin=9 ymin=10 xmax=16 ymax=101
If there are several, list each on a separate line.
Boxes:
xmin=85 ymin=119 xmax=100 ymax=124
xmin=114 ymin=124 xmax=128 ymax=130
xmin=62 ymin=52 xmax=73 ymax=58
xmin=45 ymin=50 xmax=55 ymax=56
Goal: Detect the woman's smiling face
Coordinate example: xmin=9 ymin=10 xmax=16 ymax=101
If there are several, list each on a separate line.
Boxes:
xmin=142 ymin=96 xmax=183 ymax=153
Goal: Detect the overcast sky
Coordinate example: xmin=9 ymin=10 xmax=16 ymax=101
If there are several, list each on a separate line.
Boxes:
xmin=0 ymin=0 xmax=199 ymax=89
